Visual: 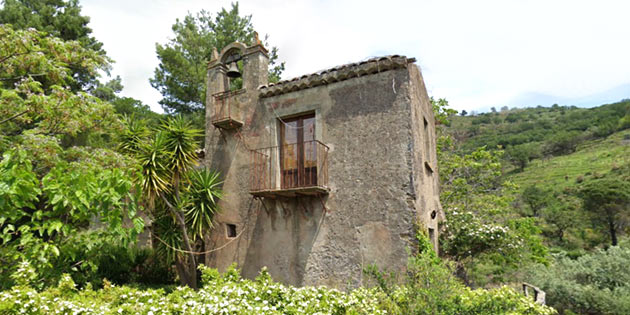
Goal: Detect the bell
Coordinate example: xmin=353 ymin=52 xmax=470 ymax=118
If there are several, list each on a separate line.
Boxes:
xmin=226 ymin=62 xmax=241 ymax=78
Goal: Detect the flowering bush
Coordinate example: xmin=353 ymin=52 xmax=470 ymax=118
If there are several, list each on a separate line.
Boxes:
xmin=1 ymin=258 xmax=556 ymax=314
xmin=438 ymin=142 xmax=548 ymax=285
xmin=366 ymin=231 xmax=556 ymax=315
xmin=442 ymin=209 xmax=522 ymax=261
xmin=454 ymin=286 xmax=556 ymax=315
xmin=0 ymin=263 xmax=385 ymax=315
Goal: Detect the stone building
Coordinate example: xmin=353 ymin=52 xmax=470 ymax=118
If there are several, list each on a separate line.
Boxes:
xmin=203 ymin=39 xmax=443 ymax=288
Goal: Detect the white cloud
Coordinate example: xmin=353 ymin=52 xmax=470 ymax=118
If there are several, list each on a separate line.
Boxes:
xmin=81 ymin=0 xmax=630 ymax=113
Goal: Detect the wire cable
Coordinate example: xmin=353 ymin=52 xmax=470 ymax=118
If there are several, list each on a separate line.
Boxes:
xmin=153 ymin=228 xmax=245 ymax=255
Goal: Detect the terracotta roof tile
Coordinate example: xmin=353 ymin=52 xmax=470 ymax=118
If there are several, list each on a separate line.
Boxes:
xmin=259 ymin=55 xmax=415 ymax=97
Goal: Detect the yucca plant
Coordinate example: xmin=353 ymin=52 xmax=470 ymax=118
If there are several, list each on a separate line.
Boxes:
xmin=120 ymin=116 xmax=222 ymax=289
xmin=152 ymin=208 xmax=183 ymax=264
xmin=161 ymin=117 xmax=202 ymax=178
xmin=118 ymin=115 xmax=149 ymax=155
xmin=137 ymin=131 xmax=171 ymax=206
xmin=186 ymin=169 xmax=223 ymax=240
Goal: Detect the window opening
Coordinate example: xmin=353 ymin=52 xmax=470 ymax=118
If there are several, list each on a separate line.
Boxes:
xmin=428 ymin=228 xmax=436 ymax=247
xmin=423 ymin=116 xmax=431 ymax=163
xmin=226 ymin=223 xmax=237 ymax=238
xmin=424 ymin=161 xmax=433 ymax=175
xmin=279 ymin=113 xmax=317 ymax=189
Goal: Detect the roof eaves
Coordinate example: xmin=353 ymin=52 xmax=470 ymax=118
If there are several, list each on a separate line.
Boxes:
xmin=259 ymin=55 xmax=414 ymax=98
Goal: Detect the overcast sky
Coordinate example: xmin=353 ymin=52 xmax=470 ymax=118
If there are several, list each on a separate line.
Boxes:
xmin=81 ymin=0 xmax=630 ymax=113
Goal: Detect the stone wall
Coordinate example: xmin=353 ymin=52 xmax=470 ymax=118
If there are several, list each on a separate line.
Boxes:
xmin=203 ymin=44 xmax=441 ymax=288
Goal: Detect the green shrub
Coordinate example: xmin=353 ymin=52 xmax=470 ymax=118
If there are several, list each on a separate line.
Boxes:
xmin=367 ymin=232 xmax=556 ymax=314
xmin=455 ymin=286 xmax=555 ymax=315
xmin=544 ymin=131 xmax=582 ymax=156
xmin=528 ymin=241 xmax=630 ymax=314
xmin=0 ymin=264 xmax=385 ymax=314
xmin=592 ymin=121 xmax=617 ymax=138
xmin=1 ymin=238 xmax=556 ymax=314
xmin=95 ymin=244 xmax=175 ymax=286
xmin=9 ymin=261 xmax=38 ymax=288
xmin=35 ymin=232 xmax=175 ymax=289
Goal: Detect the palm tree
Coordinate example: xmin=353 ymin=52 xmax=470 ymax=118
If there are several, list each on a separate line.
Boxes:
xmin=121 ymin=116 xmax=222 ymax=288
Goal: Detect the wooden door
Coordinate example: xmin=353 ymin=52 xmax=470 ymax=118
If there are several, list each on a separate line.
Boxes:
xmin=280 ymin=114 xmax=316 ymax=188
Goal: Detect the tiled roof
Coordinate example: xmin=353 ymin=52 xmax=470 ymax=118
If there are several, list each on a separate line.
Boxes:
xmin=258 ymin=55 xmax=415 ymax=97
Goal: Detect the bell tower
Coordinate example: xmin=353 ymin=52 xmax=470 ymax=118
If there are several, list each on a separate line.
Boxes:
xmin=241 ymin=32 xmax=269 ymax=90
xmin=206 ymin=33 xmax=269 ymax=97
xmin=205 ymin=35 xmax=270 ymax=131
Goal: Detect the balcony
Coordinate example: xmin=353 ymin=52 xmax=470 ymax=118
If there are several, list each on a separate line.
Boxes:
xmin=211 ymin=90 xmax=245 ymax=130
xmin=250 ymin=140 xmax=329 ymax=197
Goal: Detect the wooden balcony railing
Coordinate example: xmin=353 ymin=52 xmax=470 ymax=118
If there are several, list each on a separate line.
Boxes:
xmin=211 ymin=89 xmax=245 ymax=129
xmin=250 ymin=140 xmax=329 ymax=197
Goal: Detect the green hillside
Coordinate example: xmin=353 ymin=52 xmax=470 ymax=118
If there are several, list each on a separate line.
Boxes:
xmin=450 ymin=100 xmax=630 ymax=164
xmin=445 ymin=99 xmax=630 ymax=252
xmin=509 ymin=129 xmax=630 ymax=191
xmin=448 ymin=99 xmax=630 ymax=185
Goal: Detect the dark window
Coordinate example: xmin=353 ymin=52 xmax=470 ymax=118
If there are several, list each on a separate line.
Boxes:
xmin=226 ymin=224 xmax=237 ymax=238
xmin=428 ymin=228 xmax=436 ymax=247
xmin=279 ymin=114 xmax=317 ymax=189
xmin=423 ymin=116 xmax=431 ymax=163
xmin=424 ymin=161 xmax=433 ymax=175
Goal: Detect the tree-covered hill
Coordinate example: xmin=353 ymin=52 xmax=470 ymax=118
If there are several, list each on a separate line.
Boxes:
xmin=445 ymin=100 xmax=630 ymax=252
xmin=507 ymin=128 xmax=630 ymax=249
xmin=450 ymin=100 xmax=630 ymax=171
xmin=509 ymin=128 xmax=630 ymax=191
xmin=443 ymin=100 xmax=630 ymax=313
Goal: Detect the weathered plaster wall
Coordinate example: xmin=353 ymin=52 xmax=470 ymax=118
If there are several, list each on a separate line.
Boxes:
xmin=203 ymin=48 xmax=441 ymax=288
xmin=408 ymin=64 xmax=442 ymax=251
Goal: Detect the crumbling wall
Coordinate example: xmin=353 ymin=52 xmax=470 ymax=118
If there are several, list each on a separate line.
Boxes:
xmin=203 ymin=52 xmax=441 ymax=288
xmin=408 ymin=64 xmax=442 ymax=251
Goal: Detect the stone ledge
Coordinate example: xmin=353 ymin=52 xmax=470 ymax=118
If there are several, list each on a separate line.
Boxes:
xmin=250 ymin=186 xmax=330 ymax=198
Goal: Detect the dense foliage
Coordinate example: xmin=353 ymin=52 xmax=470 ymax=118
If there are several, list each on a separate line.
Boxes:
xmin=119 ymin=116 xmax=223 ymax=289
xmin=0 ymin=24 xmax=114 ymax=150
xmin=366 ymin=231 xmax=555 ymax=314
xmin=0 ymin=0 xmax=161 ymax=123
xmin=448 ymin=100 xmax=630 ymax=312
xmin=0 ymin=0 xmax=107 ymax=89
xmin=435 ymin=98 xmax=547 ymax=286
xmin=0 ymin=24 xmax=144 ymax=288
xmin=0 ymin=149 xmax=143 ymax=288
xmin=0 ymin=235 xmax=555 ymax=315
xmin=0 ymin=262 xmax=386 ymax=315
xmin=528 ymin=241 xmax=630 ymax=315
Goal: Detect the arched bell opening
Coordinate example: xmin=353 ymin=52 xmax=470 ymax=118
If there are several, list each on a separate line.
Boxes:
xmin=219 ymin=43 xmax=247 ymax=92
